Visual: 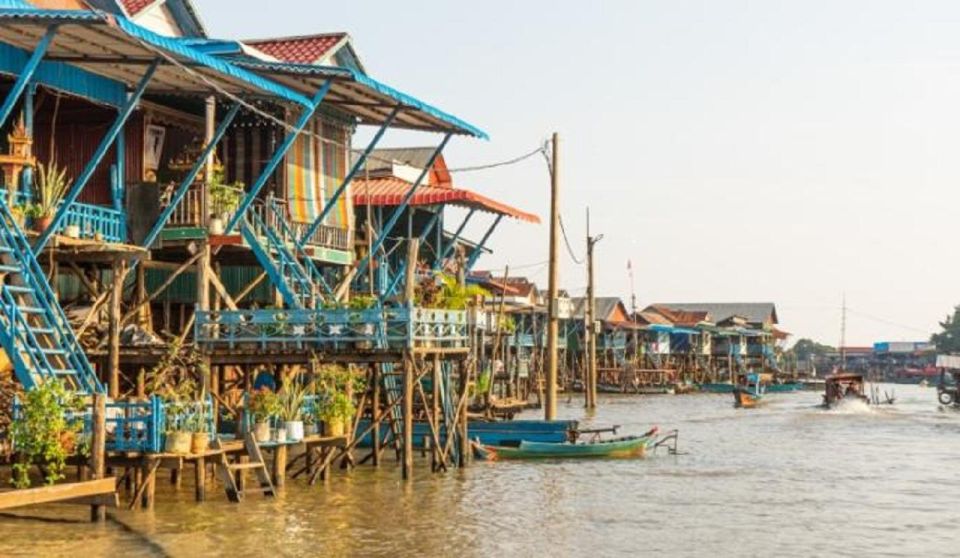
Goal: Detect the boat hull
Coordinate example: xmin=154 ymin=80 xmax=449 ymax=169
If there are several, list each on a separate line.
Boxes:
xmin=475 ymin=430 xmax=657 ymax=461
xmin=354 ymin=419 xmax=577 ymax=448
xmin=734 ymin=389 xmax=762 ymax=408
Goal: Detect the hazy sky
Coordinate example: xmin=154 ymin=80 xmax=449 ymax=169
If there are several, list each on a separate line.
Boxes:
xmin=196 ymin=0 xmax=960 ymax=346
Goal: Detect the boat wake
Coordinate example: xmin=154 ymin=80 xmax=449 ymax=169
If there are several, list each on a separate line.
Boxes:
xmin=824 ymin=398 xmax=873 ymax=415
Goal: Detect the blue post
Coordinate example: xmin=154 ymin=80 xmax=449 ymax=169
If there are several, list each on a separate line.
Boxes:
xmin=298 ymin=106 xmax=400 ymax=248
xmin=141 ymin=102 xmax=241 ymax=250
xmin=436 ymin=208 xmax=474 ymax=268
xmin=113 ymin=125 xmax=126 ymax=212
xmin=355 ymin=133 xmax=451 ymax=279
xmin=0 ymin=25 xmax=57 ymax=131
xmin=466 ymin=214 xmax=503 ymax=270
xmin=383 ymin=209 xmax=442 ymax=300
xmin=35 ymin=60 xmax=159 ymax=252
xmin=225 ymin=81 xmax=332 ymax=235
xmin=21 ymin=82 xmax=35 ymax=202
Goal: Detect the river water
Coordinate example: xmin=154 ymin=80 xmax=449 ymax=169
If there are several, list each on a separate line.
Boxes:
xmin=0 ymin=384 xmax=957 ymax=557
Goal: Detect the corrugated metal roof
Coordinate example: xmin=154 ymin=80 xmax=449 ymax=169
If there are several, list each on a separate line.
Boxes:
xmin=651 ymin=303 xmax=779 ymax=325
xmin=120 ymin=0 xmax=156 ymax=15
xmin=231 ymin=60 xmax=487 ymax=138
xmin=353 ymin=176 xmax=539 ymax=223
xmin=0 ymin=9 xmax=310 ymax=105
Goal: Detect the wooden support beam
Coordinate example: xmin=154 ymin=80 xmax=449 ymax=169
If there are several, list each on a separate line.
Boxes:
xmin=0 ymin=478 xmax=116 ymax=511
xmin=108 ymin=260 xmax=128 ymax=399
xmin=121 ymin=252 xmax=203 ymax=326
xmin=206 ymin=263 xmax=238 ymax=311
xmin=89 ymin=393 xmax=107 ymax=522
xmin=234 ymin=270 xmax=267 ymax=304
xmin=402 ymin=354 xmax=414 ymax=480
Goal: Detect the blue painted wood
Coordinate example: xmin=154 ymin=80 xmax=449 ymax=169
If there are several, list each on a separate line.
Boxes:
xmin=355 ymin=134 xmax=452 ymax=279
xmin=195 ymin=306 xmax=468 ymax=351
xmin=382 ymin=209 xmax=442 ymax=299
xmin=225 ymin=82 xmax=332 ymax=235
xmin=141 ymin=102 xmax=241 ymax=250
xmin=0 ymin=25 xmax=57 ymax=130
xmin=353 ymin=419 xmax=576 ymax=448
xmin=0 ymin=202 xmax=101 ymax=393
xmin=298 ymin=106 xmax=400 ymax=248
xmin=436 ymin=208 xmax=475 ymax=268
xmin=34 ymin=60 xmax=158 ymax=252
xmin=60 ymin=202 xmax=126 ymax=243
xmin=267 ymin=197 xmax=332 ymax=299
xmin=466 ymin=214 xmax=503 ymax=270
xmin=20 ymin=82 xmax=34 ymax=200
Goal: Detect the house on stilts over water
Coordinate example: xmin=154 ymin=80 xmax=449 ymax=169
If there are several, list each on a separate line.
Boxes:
xmin=0 ymin=0 xmax=537 ymax=504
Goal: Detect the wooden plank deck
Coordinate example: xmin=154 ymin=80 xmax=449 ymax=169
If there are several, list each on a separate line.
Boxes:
xmin=0 ymin=478 xmax=117 ymax=511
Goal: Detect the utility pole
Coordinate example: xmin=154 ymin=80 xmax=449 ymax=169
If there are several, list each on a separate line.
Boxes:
xmin=585 ymin=209 xmax=602 ymax=410
xmin=840 ymin=293 xmax=847 ymax=371
xmin=545 ymin=132 xmax=560 ymax=420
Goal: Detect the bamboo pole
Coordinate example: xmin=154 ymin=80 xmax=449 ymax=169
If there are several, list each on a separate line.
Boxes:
xmin=545 ymin=132 xmax=560 ymax=420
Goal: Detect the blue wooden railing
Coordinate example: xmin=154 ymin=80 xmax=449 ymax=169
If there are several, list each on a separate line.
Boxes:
xmin=11 ymin=395 xmax=217 ymax=454
xmin=59 ymin=202 xmax=126 ymax=243
xmin=195 ymin=305 xmax=469 ymax=351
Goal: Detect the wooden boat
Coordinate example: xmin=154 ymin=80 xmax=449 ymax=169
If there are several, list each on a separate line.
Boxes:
xmin=764 ymin=381 xmax=804 ymax=393
xmin=733 ymin=373 xmax=768 ymax=408
xmin=473 ymin=427 xmax=659 ymax=461
xmin=354 ymin=418 xmax=576 ymax=448
xmin=822 ymin=372 xmax=869 ymax=408
xmin=698 ymin=382 xmax=736 ymax=393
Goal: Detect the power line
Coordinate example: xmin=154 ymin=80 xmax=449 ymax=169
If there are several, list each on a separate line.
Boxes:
xmin=447 ymin=145 xmax=547 ymax=173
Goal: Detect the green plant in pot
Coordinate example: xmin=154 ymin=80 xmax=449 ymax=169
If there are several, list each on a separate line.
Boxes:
xmin=278 ymin=375 xmax=309 ymax=443
xmin=207 ymin=169 xmax=243 ymax=234
xmin=34 ymin=159 xmax=70 ymax=233
xmin=316 ymin=392 xmax=355 ymax=438
xmin=185 ymin=401 xmax=210 ymax=454
xmin=248 ymin=389 xmax=280 ymax=443
xmin=11 ymin=379 xmax=87 ymax=489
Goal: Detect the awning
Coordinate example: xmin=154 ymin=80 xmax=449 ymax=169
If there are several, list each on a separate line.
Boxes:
xmin=0 ymin=8 xmax=310 ymax=106
xmin=354 ymin=176 xmax=539 ymax=223
xmin=229 ymin=60 xmax=487 ymax=138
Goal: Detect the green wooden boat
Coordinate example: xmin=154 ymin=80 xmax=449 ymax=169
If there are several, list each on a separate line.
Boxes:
xmin=473 ymin=427 xmax=659 ymax=461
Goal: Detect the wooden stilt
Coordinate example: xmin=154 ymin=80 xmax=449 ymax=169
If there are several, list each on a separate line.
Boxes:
xmin=402 ymin=354 xmax=414 ymax=481
xmin=371 ymin=364 xmax=381 ymax=467
xmin=195 ymin=457 xmax=206 ymax=502
xmin=108 ymin=260 xmax=127 ymax=398
xmin=89 ymin=393 xmax=106 ymax=522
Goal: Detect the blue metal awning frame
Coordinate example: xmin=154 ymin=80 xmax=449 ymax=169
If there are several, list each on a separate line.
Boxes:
xmin=232 ymin=60 xmax=488 ymax=138
xmin=0 ymin=8 xmax=311 ymax=107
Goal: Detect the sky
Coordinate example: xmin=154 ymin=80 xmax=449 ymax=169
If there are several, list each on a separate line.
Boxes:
xmin=195 ymin=0 xmax=960 ymax=346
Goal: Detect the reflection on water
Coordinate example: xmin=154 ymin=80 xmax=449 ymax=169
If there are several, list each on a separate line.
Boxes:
xmin=1 ymin=385 xmax=957 ymax=557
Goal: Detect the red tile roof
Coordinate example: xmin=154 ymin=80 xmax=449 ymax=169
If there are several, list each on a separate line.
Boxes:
xmin=353 ymin=177 xmax=540 ymax=223
xmin=245 ymin=33 xmax=347 ymax=64
xmin=120 ymin=0 xmax=156 ymax=15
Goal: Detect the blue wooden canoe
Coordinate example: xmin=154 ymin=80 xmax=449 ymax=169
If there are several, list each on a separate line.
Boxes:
xmin=698 ymin=383 xmax=736 ymax=393
xmin=354 ymin=419 xmax=577 ymax=448
xmin=473 ymin=427 xmax=659 ymax=460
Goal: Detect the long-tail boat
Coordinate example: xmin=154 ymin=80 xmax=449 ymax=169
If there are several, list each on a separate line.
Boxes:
xmin=733 ymin=373 xmax=769 ymax=408
xmin=472 ymin=427 xmax=659 ymax=460
xmin=822 ymin=373 xmax=869 ymax=408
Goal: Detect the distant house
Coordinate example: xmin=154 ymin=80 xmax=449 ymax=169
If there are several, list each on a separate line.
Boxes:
xmin=648 ymin=303 xmax=779 ymax=330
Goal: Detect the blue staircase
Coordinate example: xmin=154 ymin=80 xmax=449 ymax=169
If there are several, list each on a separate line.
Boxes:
xmin=0 ymin=202 xmax=102 ymax=393
xmin=267 ymin=199 xmax=332 ymax=299
xmin=240 ymin=208 xmax=317 ymax=310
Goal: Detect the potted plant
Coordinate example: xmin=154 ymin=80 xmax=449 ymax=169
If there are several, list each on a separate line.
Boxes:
xmin=10 ymin=379 xmax=87 ymax=488
xmin=303 ymin=407 xmax=318 ymax=436
xmin=248 ymin=389 xmax=279 ymax=443
xmin=278 ymin=375 xmax=308 ymax=442
xmin=208 ymin=169 xmax=243 ymax=234
xmin=34 ymin=159 xmax=70 ymax=233
xmin=163 ymin=397 xmax=192 ymax=455
xmin=318 ymin=392 xmax=355 ymax=437
xmin=186 ymin=401 xmax=210 ymax=454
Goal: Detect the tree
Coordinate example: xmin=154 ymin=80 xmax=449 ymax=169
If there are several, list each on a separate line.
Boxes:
xmin=931 ymin=305 xmax=960 ymax=353
xmin=787 ymin=338 xmax=836 ymax=362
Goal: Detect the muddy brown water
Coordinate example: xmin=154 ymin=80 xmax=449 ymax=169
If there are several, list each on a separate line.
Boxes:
xmin=0 ymin=384 xmax=956 ymax=557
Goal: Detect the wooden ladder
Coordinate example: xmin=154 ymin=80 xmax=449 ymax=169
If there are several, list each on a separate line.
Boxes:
xmin=211 ymin=433 xmax=275 ymax=503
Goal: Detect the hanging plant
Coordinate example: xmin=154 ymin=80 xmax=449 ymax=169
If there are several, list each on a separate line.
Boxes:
xmin=11 ymin=380 xmax=87 ymax=489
